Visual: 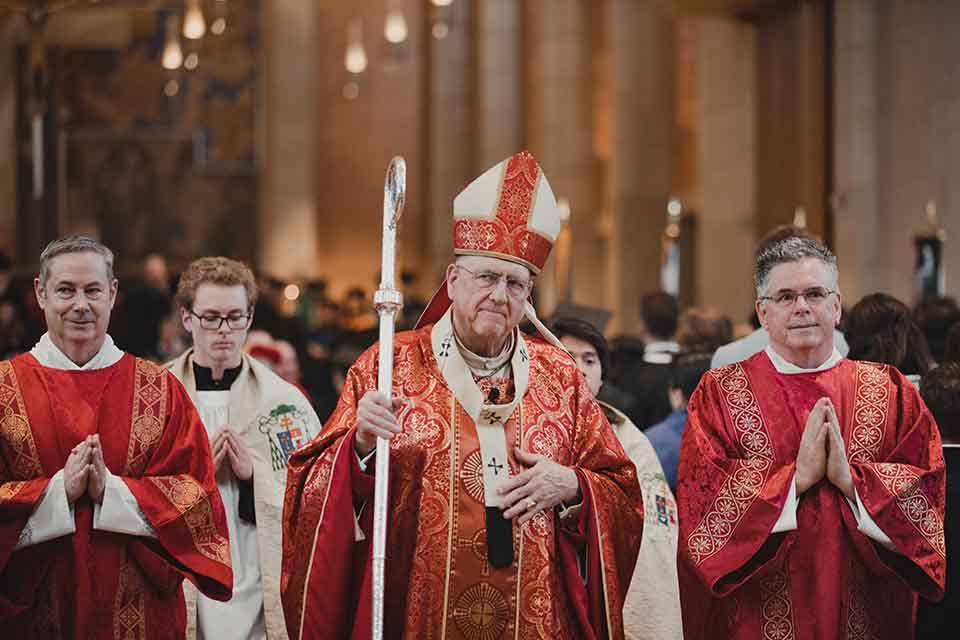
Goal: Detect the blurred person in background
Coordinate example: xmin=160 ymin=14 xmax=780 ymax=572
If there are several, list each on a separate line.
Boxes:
xmin=943 ymin=319 xmax=960 ymax=364
xmin=845 ymin=293 xmax=934 ymax=385
xmin=118 ymin=253 xmax=173 ymax=359
xmin=555 ymin=316 xmax=683 ymax=639
xmin=676 ymin=306 xmax=734 ymax=358
xmin=913 ymin=295 xmax=960 ymax=364
xmin=917 ymin=363 xmax=960 ymax=639
xmin=611 ymin=291 xmax=680 ymax=429
xmin=644 ymin=354 xmax=712 ymax=492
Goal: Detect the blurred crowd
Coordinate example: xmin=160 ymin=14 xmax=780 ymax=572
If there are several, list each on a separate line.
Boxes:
xmin=3 ymin=247 xmax=960 ymax=435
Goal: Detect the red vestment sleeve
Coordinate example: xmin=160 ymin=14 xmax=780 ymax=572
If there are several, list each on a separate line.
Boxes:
xmin=842 ymin=367 xmax=946 ymax=601
xmin=118 ymin=373 xmax=233 ymax=602
xmin=677 ymin=369 xmax=796 ymax=598
xmin=558 ymin=369 xmax=644 ymax=640
xmin=0 ymin=478 xmax=53 ymax=618
xmin=282 ymin=353 xmax=376 ymax=640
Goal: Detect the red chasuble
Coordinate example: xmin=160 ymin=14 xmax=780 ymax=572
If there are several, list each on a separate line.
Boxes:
xmin=677 ymin=352 xmax=946 ymax=640
xmin=0 ymin=353 xmax=232 ymax=639
xmin=281 ymin=324 xmax=642 ymax=640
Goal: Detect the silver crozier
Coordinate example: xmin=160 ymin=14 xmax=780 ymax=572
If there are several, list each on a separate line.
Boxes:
xmin=371 ymin=156 xmax=406 ymax=640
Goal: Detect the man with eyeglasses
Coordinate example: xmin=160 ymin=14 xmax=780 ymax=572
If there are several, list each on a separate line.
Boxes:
xmin=282 ymin=151 xmax=642 ymax=640
xmin=167 ymin=256 xmax=321 ymax=639
xmin=0 ymin=236 xmax=232 ymax=637
xmin=711 ymin=225 xmax=849 ymax=368
xmin=677 ymin=236 xmax=946 ymax=640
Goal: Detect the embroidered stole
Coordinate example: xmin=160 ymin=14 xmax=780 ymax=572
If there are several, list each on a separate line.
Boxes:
xmin=431 ymin=310 xmax=530 ymax=567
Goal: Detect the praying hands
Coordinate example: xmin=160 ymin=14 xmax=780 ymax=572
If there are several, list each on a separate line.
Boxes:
xmin=63 ymin=434 xmax=109 ymax=505
xmin=795 ymin=397 xmax=855 ymax=499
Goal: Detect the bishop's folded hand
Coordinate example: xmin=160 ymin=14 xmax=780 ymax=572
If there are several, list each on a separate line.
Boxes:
xmin=498 ymin=447 xmax=580 ymax=525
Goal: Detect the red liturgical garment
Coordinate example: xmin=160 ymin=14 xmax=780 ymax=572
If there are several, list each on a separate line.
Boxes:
xmin=678 ymin=353 xmax=945 ymax=640
xmin=0 ymin=354 xmax=232 ymax=639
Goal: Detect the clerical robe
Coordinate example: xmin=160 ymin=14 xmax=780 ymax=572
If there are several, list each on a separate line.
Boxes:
xmin=167 ymin=350 xmax=322 ymax=640
xmin=0 ymin=353 xmax=233 ymax=638
xmin=600 ymin=402 xmax=682 ymax=640
xmin=281 ymin=318 xmax=643 ymax=640
xmin=677 ymin=352 xmax=946 ymax=640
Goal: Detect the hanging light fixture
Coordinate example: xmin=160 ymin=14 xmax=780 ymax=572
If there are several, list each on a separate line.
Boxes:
xmin=345 ymin=19 xmax=367 ymax=74
xmin=183 ymin=0 xmax=206 ymax=40
xmin=211 ymin=0 xmax=228 ymax=35
xmin=162 ymin=14 xmax=184 ymax=70
xmin=384 ymin=7 xmax=408 ymax=44
xmin=429 ymin=0 xmax=454 ymax=39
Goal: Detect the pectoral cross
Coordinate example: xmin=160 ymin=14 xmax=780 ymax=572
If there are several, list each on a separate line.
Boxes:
xmin=480 ymin=410 xmax=503 ymax=424
xmin=439 ymin=338 xmax=452 ymax=359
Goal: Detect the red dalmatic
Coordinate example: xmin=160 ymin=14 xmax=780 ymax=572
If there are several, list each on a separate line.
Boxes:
xmin=0 ymin=354 xmax=232 ymax=639
xmin=677 ymin=353 xmax=946 ymax=640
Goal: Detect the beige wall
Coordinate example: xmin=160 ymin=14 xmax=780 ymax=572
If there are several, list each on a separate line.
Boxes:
xmin=261 ymin=0 xmax=319 ymax=280
xmin=690 ymin=15 xmax=757 ymax=323
xmin=0 ymin=19 xmax=15 ymax=259
xmin=833 ymin=0 xmax=960 ymax=305
xmin=311 ymin=0 xmax=425 ymax=299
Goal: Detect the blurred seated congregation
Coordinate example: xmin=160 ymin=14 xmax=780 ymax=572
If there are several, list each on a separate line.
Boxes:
xmin=0 ymin=0 xmax=959 ymax=637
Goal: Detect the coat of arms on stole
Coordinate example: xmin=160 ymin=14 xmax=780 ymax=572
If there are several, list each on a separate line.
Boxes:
xmin=258 ymin=404 xmax=310 ymax=471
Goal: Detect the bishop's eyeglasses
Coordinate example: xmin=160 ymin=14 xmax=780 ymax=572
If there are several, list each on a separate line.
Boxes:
xmin=456 ymin=265 xmax=533 ymax=299
xmin=189 ymin=309 xmax=253 ymax=331
xmin=758 ymin=287 xmax=836 ymax=308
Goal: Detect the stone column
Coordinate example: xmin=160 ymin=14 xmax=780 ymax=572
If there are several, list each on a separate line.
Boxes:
xmin=260 ymin=0 xmax=319 ymax=279
xmin=0 ymin=18 xmax=16 ymax=258
xmin=474 ymin=0 xmax=522 ymax=170
xmin=832 ymin=0 xmax=882 ymax=301
xmin=524 ymin=0 xmax=600 ymax=314
xmin=424 ymin=0 xmax=474 ymax=284
xmin=690 ymin=16 xmax=757 ymax=323
xmin=606 ymin=0 xmax=674 ymax=335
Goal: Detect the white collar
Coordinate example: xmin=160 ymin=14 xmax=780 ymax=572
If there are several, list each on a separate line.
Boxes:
xmin=645 ymin=340 xmax=680 ymax=354
xmin=643 ymin=340 xmax=679 ymax=364
xmin=764 ymin=345 xmax=843 ymax=374
xmin=30 ymin=332 xmax=125 ymax=371
xmin=452 ymin=322 xmax=515 ymax=378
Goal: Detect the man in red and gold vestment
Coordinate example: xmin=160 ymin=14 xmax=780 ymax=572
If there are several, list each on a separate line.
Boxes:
xmin=0 ymin=236 xmax=232 ymax=638
xmin=282 ymin=151 xmax=643 ymax=640
xmin=677 ymin=236 xmax=946 ymax=640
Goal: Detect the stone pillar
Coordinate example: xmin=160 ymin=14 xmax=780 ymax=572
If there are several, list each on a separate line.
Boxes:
xmin=474 ymin=0 xmax=522 ymax=170
xmin=690 ymin=16 xmax=757 ymax=323
xmin=524 ymin=0 xmax=600 ymax=314
xmin=832 ymin=0 xmax=882 ymax=302
xmin=606 ymin=0 xmax=674 ymax=335
xmin=261 ymin=0 xmax=319 ymax=279
xmin=0 ymin=18 xmax=16 ymax=259
xmin=424 ymin=0 xmax=474 ymax=285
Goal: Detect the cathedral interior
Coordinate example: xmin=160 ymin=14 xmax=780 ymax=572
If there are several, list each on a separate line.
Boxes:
xmin=1 ymin=0 xmax=958 ymax=336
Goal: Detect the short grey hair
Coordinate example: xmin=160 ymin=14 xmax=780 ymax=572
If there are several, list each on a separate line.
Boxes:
xmin=755 ymin=236 xmax=838 ymax=296
xmin=39 ymin=235 xmax=115 ymax=284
